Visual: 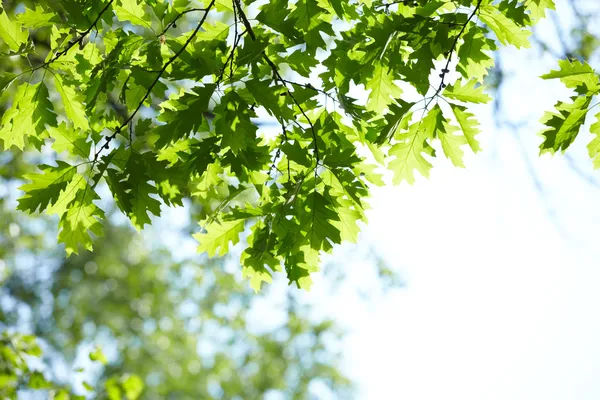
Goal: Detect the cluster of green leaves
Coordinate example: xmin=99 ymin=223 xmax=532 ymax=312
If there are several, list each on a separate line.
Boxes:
xmin=538 ymin=59 xmax=600 ymax=166
xmin=0 ymin=0 xmax=555 ymax=289
xmin=0 ymin=332 xmax=62 ymax=399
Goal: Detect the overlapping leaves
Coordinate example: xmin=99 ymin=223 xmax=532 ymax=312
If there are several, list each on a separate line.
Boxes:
xmin=0 ymin=0 xmax=556 ymax=289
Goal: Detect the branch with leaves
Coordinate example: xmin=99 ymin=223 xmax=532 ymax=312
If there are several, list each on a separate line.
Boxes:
xmin=0 ymin=0 xmax=570 ymax=289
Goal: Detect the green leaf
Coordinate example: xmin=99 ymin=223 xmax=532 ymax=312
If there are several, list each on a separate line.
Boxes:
xmin=215 ymin=0 xmax=234 ymax=12
xmin=196 ymin=20 xmax=230 ymax=42
xmin=374 ymin=99 xmax=414 ymax=145
xmin=450 ymin=104 xmax=482 ymax=153
xmin=0 ymin=0 xmax=553 ymax=287
xmin=54 ymin=390 xmax=71 ymax=400
xmin=241 ymin=248 xmax=276 ymax=292
xmin=479 ymin=5 xmax=531 ymax=48
xmin=122 ymin=375 xmax=144 ymax=400
xmin=28 ymin=372 xmax=52 ymax=389
xmin=456 ymin=28 xmax=496 ymax=83
xmin=58 ymin=183 xmax=105 ymax=256
xmin=194 ymin=219 xmax=245 ymax=257
xmin=106 ymin=378 xmax=123 ymax=400
xmin=0 ymin=82 xmax=57 ymax=149
xmin=388 ymin=106 xmax=443 ymax=184
xmin=46 ymin=174 xmax=87 ymax=217
xmin=89 ymin=346 xmax=108 ymax=365
xmin=289 ymin=0 xmax=328 ymax=31
xmin=539 ymin=95 xmax=592 ymax=154
xmin=17 ymin=162 xmax=77 ymax=214
xmin=438 ymin=122 xmax=467 ymax=167
xmin=588 ymin=111 xmax=600 ymax=169
xmin=0 ymin=10 xmax=28 ymax=51
xmin=114 ymin=0 xmax=152 ymax=30
xmin=0 ymin=72 xmax=17 ymax=92
xmin=106 ymin=152 xmax=162 ymax=231
xmin=527 ymin=0 xmax=556 ymax=20
xmin=540 ymin=59 xmax=600 ymax=93
xmin=301 ymin=190 xmax=341 ymax=253
xmin=365 ymin=64 xmax=402 ymax=112
xmin=240 ymin=221 xmax=279 ymax=292
xmin=17 ymin=6 xmax=58 ymax=28
xmin=153 ymin=85 xmax=215 ymax=148
xmin=54 ymin=75 xmax=90 ymax=131
xmin=47 ymin=123 xmax=91 ymax=158
xmin=443 ymin=79 xmax=491 ymax=104
xmin=215 ymin=92 xmax=258 ymax=155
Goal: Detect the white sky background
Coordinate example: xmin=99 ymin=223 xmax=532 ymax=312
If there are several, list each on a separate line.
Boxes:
xmin=318 ymin=2 xmax=600 ymax=399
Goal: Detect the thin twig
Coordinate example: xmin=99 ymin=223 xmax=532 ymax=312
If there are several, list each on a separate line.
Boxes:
xmin=233 ymin=0 xmax=320 ymax=164
xmin=159 ymin=8 xmax=207 ymax=37
xmin=424 ymin=0 xmax=483 ymax=111
xmin=93 ymin=0 xmax=217 ymax=163
xmin=39 ymin=0 xmax=114 ymax=72
xmin=215 ymin=29 xmax=247 ymax=87
xmin=280 ymin=79 xmax=339 ymax=105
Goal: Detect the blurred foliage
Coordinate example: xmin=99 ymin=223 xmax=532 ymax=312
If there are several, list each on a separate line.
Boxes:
xmin=0 ymin=150 xmax=358 ymax=398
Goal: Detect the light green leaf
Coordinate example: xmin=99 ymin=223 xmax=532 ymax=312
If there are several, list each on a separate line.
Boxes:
xmin=0 ymin=82 xmax=57 ymax=149
xmin=196 ymin=21 xmax=230 ymax=42
xmin=0 ymin=10 xmax=28 ymax=51
xmin=540 ymin=59 xmax=600 ymax=93
xmin=374 ymin=100 xmax=414 ymax=145
xmin=215 ymin=0 xmax=234 ymax=12
xmin=451 ymin=104 xmax=482 ymax=153
xmin=194 ymin=219 xmax=245 ymax=257
xmin=365 ymin=64 xmax=403 ymax=112
xmin=46 ymin=174 xmax=86 ymax=217
xmin=17 ymin=6 xmax=57 ymax=28
xmin=444 ymin=79 xmax=491 ymax=104
xmin=388 ymin=106 xmax=444 ymax=184
xmin=58 ymin=184 xmax=105 ymax=256
xmin=122 ymin=375 xmax=144 ymax=400
xmin=527 ymin=0 xmax=556 ymax=20
xmin=587 ymin=112 xmax=600 ymax=169
xmin=114 ymin=0 xmax=152 ymax=30
xmin=479 ymin=5 xmax=531 ymax=48
xmin=106 ymin=378 xmax=122 ymax=400
xmin=89 ymin=346 xmax=108 ymax=365
xmin=47 ymin=123 xmax=91 ymax=158
xmin=16 ymin=162 xmax=77 ymax=214
xmin=539 ymin=95 xmax=592 ymax=154
xmin=54 ymin=75 xmax=90 ymax=131
xmin=438 ymin=122 xmax=467 ymax=167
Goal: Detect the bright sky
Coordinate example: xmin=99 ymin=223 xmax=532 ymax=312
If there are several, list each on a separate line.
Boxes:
xmin=314 ymin=2 xmax=600 ymax=399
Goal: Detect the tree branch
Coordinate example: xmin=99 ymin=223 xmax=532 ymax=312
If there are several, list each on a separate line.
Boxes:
xmin=233 ymin=0 xmax=321 ymax=164
xmin=158 ymin=8 xmax=208 ymax=37
xmin=93 ymin=0 xmax=217 ymax=163
xmin=40 ymin=0 xmax=114 ymax=71
xmin=424 ymin=0 xmax=483 ymax=111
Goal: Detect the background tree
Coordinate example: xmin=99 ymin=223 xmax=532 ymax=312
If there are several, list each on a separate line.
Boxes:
xmin=1 ymin=152 xmax=359 ymax=398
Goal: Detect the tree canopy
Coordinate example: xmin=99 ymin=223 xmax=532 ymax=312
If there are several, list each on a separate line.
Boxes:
xmin=2 ymin=0 xmax=596 ymax=293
